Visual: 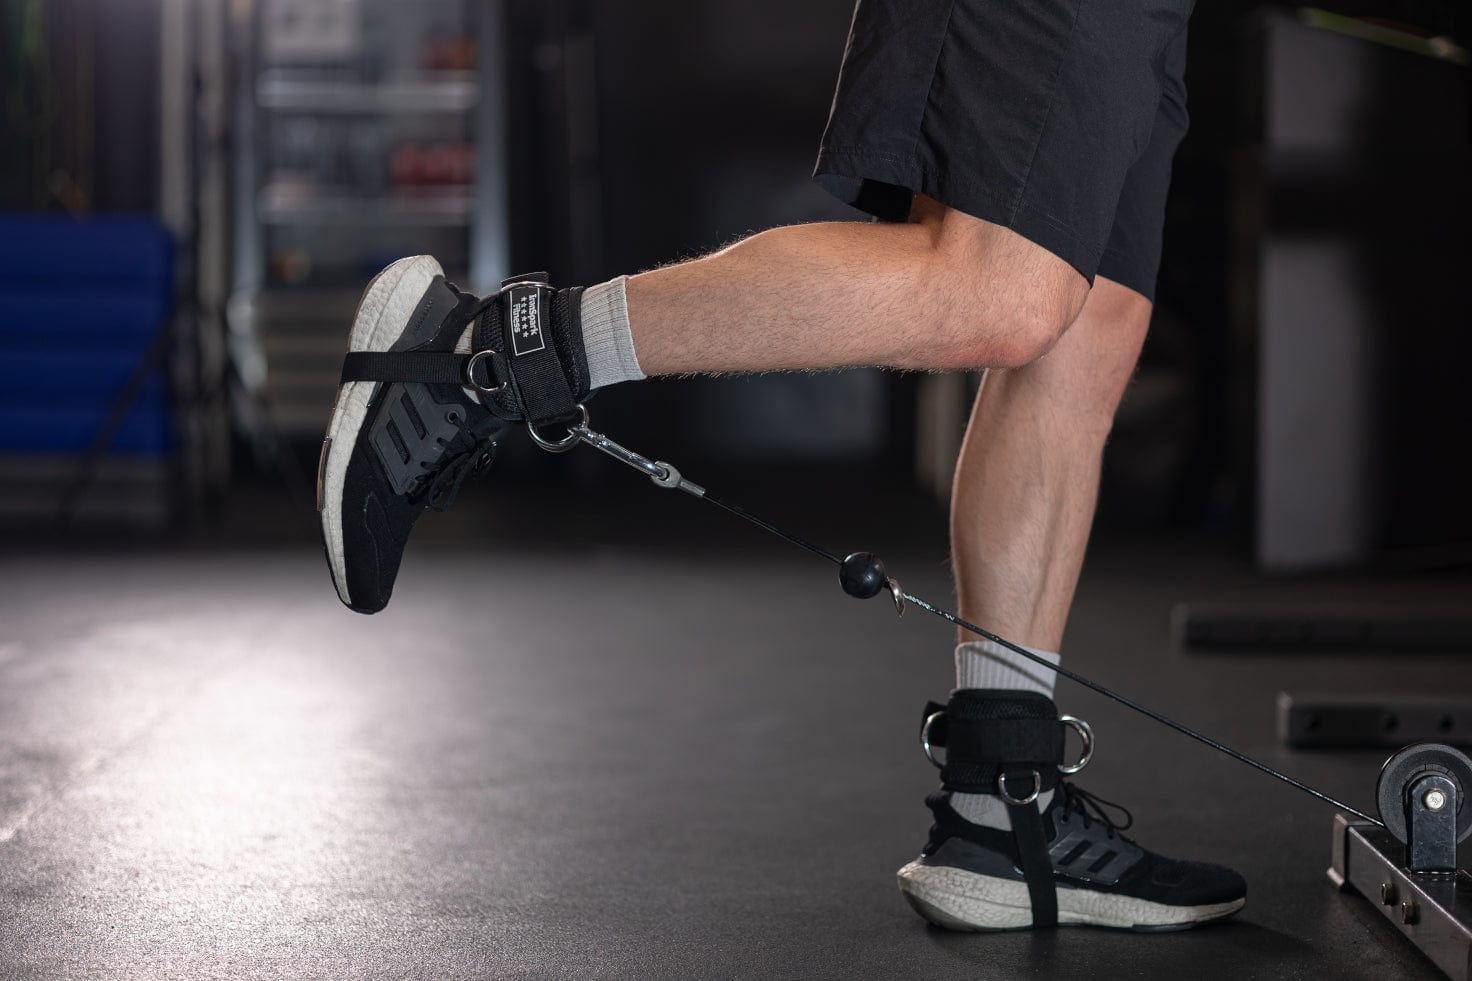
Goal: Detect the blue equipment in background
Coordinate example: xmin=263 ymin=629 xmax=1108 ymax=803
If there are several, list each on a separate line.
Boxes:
xmin=0 ymin=213 xmax=174 ymax=455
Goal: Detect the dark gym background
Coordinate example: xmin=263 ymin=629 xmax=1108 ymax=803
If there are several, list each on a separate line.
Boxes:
xmin=1 ymin=1 xmax=1469 ymax=978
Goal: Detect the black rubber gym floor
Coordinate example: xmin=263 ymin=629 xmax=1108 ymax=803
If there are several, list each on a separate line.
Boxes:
xmin=1 ymin=483 xmax=1468 ymax=979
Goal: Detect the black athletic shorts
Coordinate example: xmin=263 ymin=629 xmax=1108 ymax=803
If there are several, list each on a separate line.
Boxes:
xmin=813 ymin=0 xmax=1192 ymax=301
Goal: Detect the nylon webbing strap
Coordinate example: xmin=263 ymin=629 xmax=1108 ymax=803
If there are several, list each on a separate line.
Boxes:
xmin=500 ymin=274 xmax=581 ymax=429
xmin=924 ymin=790 xmax=1058 ymax=929
xmin=924 ymin=691 xmax=1065 ymax=794
xmin=340 ymin=351 xmax=472 ymax=386
xmin=1005 ymin=795 xmax=1059 ymax=927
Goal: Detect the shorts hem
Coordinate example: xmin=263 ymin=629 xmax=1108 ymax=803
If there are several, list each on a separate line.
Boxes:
xmin=1096 ymin=246 xmax=1157 ymax=303
xmin=815 ymin=146 xmax=1097 ymax=284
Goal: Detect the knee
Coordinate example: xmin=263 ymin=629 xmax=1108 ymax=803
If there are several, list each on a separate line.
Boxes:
xmin=981 ymin=283 xmax=1086 ymax=368
xmin=913 ymin=210 xmax=1088 ymax=370
xmin=931 ymin=272 xmax=1086 ymax=371
xmin=989 ymin=276 xmax=1152 ymax=441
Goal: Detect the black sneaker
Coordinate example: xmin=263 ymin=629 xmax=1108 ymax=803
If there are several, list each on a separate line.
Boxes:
xmin=318 ymin=256 xmax=504 ymax=613
xmin=898 ymin=786 xmax=1247 ymax=931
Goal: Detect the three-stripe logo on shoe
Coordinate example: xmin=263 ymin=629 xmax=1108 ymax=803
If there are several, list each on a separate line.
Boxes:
xmin=370 ymin=385 xmax=466 ymax=495
xmin=509 ymin=290 xmax=546 ymax=357
xmin=1047 ymin=815 xmax=1143 ymax=886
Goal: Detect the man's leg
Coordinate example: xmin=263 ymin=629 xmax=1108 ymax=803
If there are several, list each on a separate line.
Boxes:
xmin=951 ymin=275 xmax=1152 ymax=650
xmin=899 ymin=281 xmax=1244 ymax=932
xmin=318 ymin=204 xmax=1088 ymax=615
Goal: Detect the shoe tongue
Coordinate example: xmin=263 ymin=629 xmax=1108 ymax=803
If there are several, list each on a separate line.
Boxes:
xmin=453 ymin=316 xmax=476 ymax=355
xmin=1038 ymin=788 xmax=1066 ymax=839
xmin=454 ymin=317 xmax=483 ymax=405
xmin=397 ymin=274 xmax=465 ymax=353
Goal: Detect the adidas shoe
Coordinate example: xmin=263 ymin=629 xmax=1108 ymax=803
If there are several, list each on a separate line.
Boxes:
xmin=898 ymin=785 xmax=1246 ymax=931
xmin=317 ymin=256 xmax=505 ymax=613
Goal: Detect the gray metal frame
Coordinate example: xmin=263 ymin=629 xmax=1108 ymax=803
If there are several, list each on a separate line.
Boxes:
xmin=1329 ymin=815 xmax=1472 ymax=980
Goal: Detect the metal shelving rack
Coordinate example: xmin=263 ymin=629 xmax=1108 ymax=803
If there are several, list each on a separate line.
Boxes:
xmin=229 ymin=0 xmax=507 ymax=438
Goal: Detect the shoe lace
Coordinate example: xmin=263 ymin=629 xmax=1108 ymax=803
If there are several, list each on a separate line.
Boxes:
xmin=1057 ymin=782 xmax=1135 ymax=840
xmin=415 ymin=428 xmax=499 ymax=512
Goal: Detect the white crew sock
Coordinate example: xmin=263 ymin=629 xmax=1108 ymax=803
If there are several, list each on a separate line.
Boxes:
xmin=580 ymin=276 xmax=644 ymax=389
xmin=949 ymin=639 xmax=1062 ymax=830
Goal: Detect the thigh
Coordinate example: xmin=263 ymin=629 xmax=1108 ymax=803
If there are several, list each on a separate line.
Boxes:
xmin=815 ymin=0 xmax=1194 ymax=285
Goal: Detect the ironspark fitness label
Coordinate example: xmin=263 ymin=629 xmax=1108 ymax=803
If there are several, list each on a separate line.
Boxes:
xmin=509 ymin=287 xmax=547 ymax=357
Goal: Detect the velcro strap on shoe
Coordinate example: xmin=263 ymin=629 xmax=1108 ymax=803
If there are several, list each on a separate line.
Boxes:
xmin=339 ymin=292 xmax=508 ymax=392
xmin=499 ymin=273 xmax=583 ymax=431
xmin=341 ymin=351 xmax=474 ymax=386
xmin=922 ymin=689 xmax=1065 ymax=795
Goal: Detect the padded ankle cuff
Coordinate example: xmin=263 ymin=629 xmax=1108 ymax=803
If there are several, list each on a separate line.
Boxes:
xmin=921 ymin=689 xmax=1065 ymax=796
xmin=338 ymin=274 xmax=590 ymax=432
xmin=479 ymin=274 xmax=591 ymax=430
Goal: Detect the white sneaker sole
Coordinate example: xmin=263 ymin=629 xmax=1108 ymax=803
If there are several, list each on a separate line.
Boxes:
xmin=897 ymin=860 xmax=1245 ymax=932
xmin=318 ymin=255 xmax=444 ymax=608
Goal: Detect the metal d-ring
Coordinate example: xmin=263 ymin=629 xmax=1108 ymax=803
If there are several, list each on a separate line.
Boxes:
xmin=921 ymin=710 xmax=945 ymax=769
xmin=997 ymin=769 xmax=1042 ymax=806
xmin=529 ymin=404 xmax=590 ymax=454
xmin=1058 ymin=715 xmax=1094 ymax=775
xmin=464 ymin=350 xmax=506 ymax=397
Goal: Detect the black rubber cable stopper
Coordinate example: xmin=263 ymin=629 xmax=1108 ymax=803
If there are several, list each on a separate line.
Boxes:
xmin=839 ymin=552 xmax=887 ymax=599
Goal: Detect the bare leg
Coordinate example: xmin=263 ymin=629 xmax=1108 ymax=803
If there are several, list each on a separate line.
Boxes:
xmin=950 ymin=276 xmax=1153 ymax=651
xmin=625 ymin=197 xmax=1088 ymax=377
